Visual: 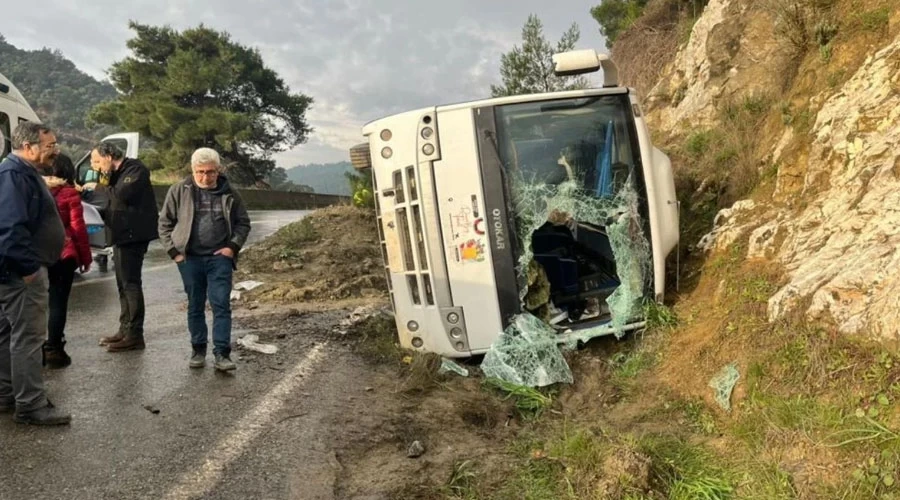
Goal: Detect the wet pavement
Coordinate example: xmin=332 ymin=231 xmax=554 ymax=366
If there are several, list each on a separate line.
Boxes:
xmin=0 ymin=210 xmax=361 ymax=500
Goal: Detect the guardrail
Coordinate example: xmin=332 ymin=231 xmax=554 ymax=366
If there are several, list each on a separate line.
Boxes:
xmin=152 ymin=185 xmax=351 ymax=210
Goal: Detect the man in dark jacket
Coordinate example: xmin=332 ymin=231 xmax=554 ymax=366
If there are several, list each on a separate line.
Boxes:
xmin=158 ymin=148 xmax=250 ymax=371
xmin=89 ymin=142 xmax=159 ymax=352
xmin=0 ymin=122 xmax=70 ymax=425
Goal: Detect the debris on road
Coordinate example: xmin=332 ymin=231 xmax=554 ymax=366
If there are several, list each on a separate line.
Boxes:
xmin=481 ymin=313 xmax=574 ymax=388
xmin=237 ymin=334 xmax=279 ymax=354
xmin=709 ymin=362 xmax=740 ymax=411
xmin=406 ymin=440 xmax=426 ymax=458
xmin=230 ymin=280 xmax=265 ymax=301
xmin=334 ymin=305 xmax=381 ymax=335
xmin=438 ymin=358 xmax=470 ymax=377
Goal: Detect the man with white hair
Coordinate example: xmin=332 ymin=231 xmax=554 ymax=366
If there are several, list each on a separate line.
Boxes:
xmin=158 ymin=148 xmax=250 ymax=371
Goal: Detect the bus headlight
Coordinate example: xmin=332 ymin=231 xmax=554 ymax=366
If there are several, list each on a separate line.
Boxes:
xmin=422 ymin=143 xmax=434 ymax=155
xmin=381 ymin=147 xmax=393 ymax=159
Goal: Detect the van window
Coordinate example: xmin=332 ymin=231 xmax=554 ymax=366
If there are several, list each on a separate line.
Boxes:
xmin=75 ymin=151 xmax=100 ymax=185
xmin=0 ymin=112 xmax=10 ymax=159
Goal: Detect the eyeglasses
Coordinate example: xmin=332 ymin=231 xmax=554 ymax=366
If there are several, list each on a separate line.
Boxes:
xmin=193 ymin=170 xmax=219 ymax=177
xmin=25 ymin=142 xmax=58 ymax=151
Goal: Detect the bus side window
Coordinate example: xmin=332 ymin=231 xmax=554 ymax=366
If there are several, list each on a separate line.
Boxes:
xmin=0 ymin=112 xmax=10 ymax=159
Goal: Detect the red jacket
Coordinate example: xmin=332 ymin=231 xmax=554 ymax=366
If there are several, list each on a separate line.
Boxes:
xmin=46 ymin=176 xmax=91 ymax=267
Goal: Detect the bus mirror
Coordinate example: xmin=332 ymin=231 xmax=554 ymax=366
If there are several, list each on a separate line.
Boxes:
xmin=350 ymin=143 xmax=372 ymax=170
xmin=552 ymin=49 xmax=619 ymax=87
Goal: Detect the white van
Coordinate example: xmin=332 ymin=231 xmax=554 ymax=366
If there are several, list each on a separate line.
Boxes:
xmin=0 ymin=72 xmax=41 ymax=158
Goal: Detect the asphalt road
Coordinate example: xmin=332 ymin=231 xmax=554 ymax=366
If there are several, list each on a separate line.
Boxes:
xmin=0 ymin=210 xmax=374 ymax=500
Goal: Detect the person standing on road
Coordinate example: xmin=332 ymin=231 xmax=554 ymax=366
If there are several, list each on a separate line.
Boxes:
xmin=87 ymin=142 xmax=158 ymax=352
xmin=42 ymin=154 xmax=91 ymax=368
xmin=0 ymin=122 xmax=70 ymax=425
xmin=158 ymin=148 xmax=250 ymax=372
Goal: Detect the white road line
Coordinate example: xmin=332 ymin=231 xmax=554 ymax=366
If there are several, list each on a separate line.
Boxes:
xmin=162 ymin=342 xmax=328 ymax=500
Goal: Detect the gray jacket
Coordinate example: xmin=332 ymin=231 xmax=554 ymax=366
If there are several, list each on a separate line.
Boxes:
xmin=158 ymin=176 xmax=251 ymax=266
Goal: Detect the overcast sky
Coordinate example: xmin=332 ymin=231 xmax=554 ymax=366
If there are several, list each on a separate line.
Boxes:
xmin=2 ymin=1 xmax=607 ymax=168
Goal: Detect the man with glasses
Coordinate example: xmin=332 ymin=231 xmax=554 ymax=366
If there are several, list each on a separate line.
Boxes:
xmin=90 ymin=142 xmax=159 ymax=352
xmin=0 ymin=122 xmax=70 ymax=424
xmin=158 ymin=148 xmax=250 ymax=371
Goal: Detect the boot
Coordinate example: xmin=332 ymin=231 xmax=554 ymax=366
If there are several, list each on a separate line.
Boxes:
xmin=14 ymin=400 xmax=71 ymax=426
xmin=43 ymin=341 xmax=72 ymax=369
xmin=214 ymin=353 xmax=236 ymax=372
xmin=98 ymin=332 xmax=125 ymax=346
xmin=189 ymin=344 xmax=207 ymax=369
xmin=106 ymin=336 xmax=145 ymax=352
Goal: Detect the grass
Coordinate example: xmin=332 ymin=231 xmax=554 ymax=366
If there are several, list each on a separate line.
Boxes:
xmin=638 ymin=436 xmax=734 ymax=500
xmin=444 ymin=460 xmax=479 ymax=499
xmin=400 ymin=352 xmax=445 ymax=395
xmin=348 ymin=314 xmax=402 ymax=364
xmin=483 ymin=378 xmax=554 ymax=420
xmin=667 ymin=93 xmax=772 ymax=248
xmin=609 ymin=350 xmax=654 ymax=389
xmin=734 ymin=461 xmax=798 ymax=499
xmin=856 ymin=7 xmax=891 ymax=33
xmin=644 ymin=300 xmax=679 ymax=330
xmin=825 ymin=415 xmax=900 ymax=448
xmin=493 ymin=425 xmax=614 ymax=499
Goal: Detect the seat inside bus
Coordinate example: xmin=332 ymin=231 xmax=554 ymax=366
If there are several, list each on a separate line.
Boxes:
xmin=519 ymin=120 xmax=631 ymax=324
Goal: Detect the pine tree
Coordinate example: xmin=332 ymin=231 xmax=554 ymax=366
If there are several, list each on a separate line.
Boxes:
xmin=491 ymin=15 xmax=589 ymax=97
xmin=89 ymin=22 xmax=313 ymax=185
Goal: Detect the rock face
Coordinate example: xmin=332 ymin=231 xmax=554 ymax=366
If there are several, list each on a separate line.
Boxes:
xmin=644 ymin=0 xmax=791 ymax=132
xmin=768 ymin=35 xmax=900 ymax=339
xmin=650 ymin=0 xmax=900 ymax=340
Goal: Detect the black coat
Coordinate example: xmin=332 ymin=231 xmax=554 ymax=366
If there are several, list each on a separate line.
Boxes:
xmin=100 ymin=158 xmax=159 ymax=245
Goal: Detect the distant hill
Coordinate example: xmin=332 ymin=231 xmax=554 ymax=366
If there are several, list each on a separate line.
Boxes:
xmin=286 ymin=161 xmax=355 ymax=195
xmin=0 ymin=34 xmax=117 ymax=156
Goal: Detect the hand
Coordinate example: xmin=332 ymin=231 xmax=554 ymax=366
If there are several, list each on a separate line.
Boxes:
xmin=23 ymin=272 xmax=38 ymax=284
xmin=174 ymin=254 xmax=185 ymax=263
xmin=82 ymin=182 xmax=98 ymax=191
xmin=80 ymin=263 xmax=91 ymax=273
xmin=214 ymin=247 xmax=234 ymax=259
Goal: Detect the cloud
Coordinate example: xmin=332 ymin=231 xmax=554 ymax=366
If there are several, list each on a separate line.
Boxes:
xmin=2 ymin=0 xmax=607 ymax=167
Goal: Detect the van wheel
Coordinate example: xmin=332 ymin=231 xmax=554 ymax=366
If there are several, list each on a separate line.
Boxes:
xmin=96 ymin=254 xmax=108 ymax=273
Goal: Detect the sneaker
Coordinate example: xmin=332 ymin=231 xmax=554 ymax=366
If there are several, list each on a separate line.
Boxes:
xmin=106 ymin=336 xmax=145 ymax=352
xmin=13 ymin=401 xmax=71 ymax=426
xmin=214 ymin=354 xmax=236 ymax=372
xmin=189 ymin=351 xmax=206 ymax=369
xmin=98 ymin=333 xmax=124 ymax=346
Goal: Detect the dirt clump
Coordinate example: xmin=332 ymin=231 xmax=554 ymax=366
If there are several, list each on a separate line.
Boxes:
xmin=237 ymin=205 xmax=387 ymax=304
xmin=596 ymin=446 xmax=653 ymax=499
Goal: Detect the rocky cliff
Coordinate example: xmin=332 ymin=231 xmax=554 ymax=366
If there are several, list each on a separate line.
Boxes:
xmin=637 ymin=0 xmax=899 ymax=340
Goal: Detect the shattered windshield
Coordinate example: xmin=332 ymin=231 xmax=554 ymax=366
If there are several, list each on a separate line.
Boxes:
xmin=494 ymin=95 xmax=638 ymax=196
xmin=492 ymin=94 xmax=651 ymax=334
xmin=481 ymin=94 xmax=653 ymax=386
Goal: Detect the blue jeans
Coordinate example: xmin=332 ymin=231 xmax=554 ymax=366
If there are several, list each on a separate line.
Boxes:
xmin=177 ymin=255 xmax=233 ymax=356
